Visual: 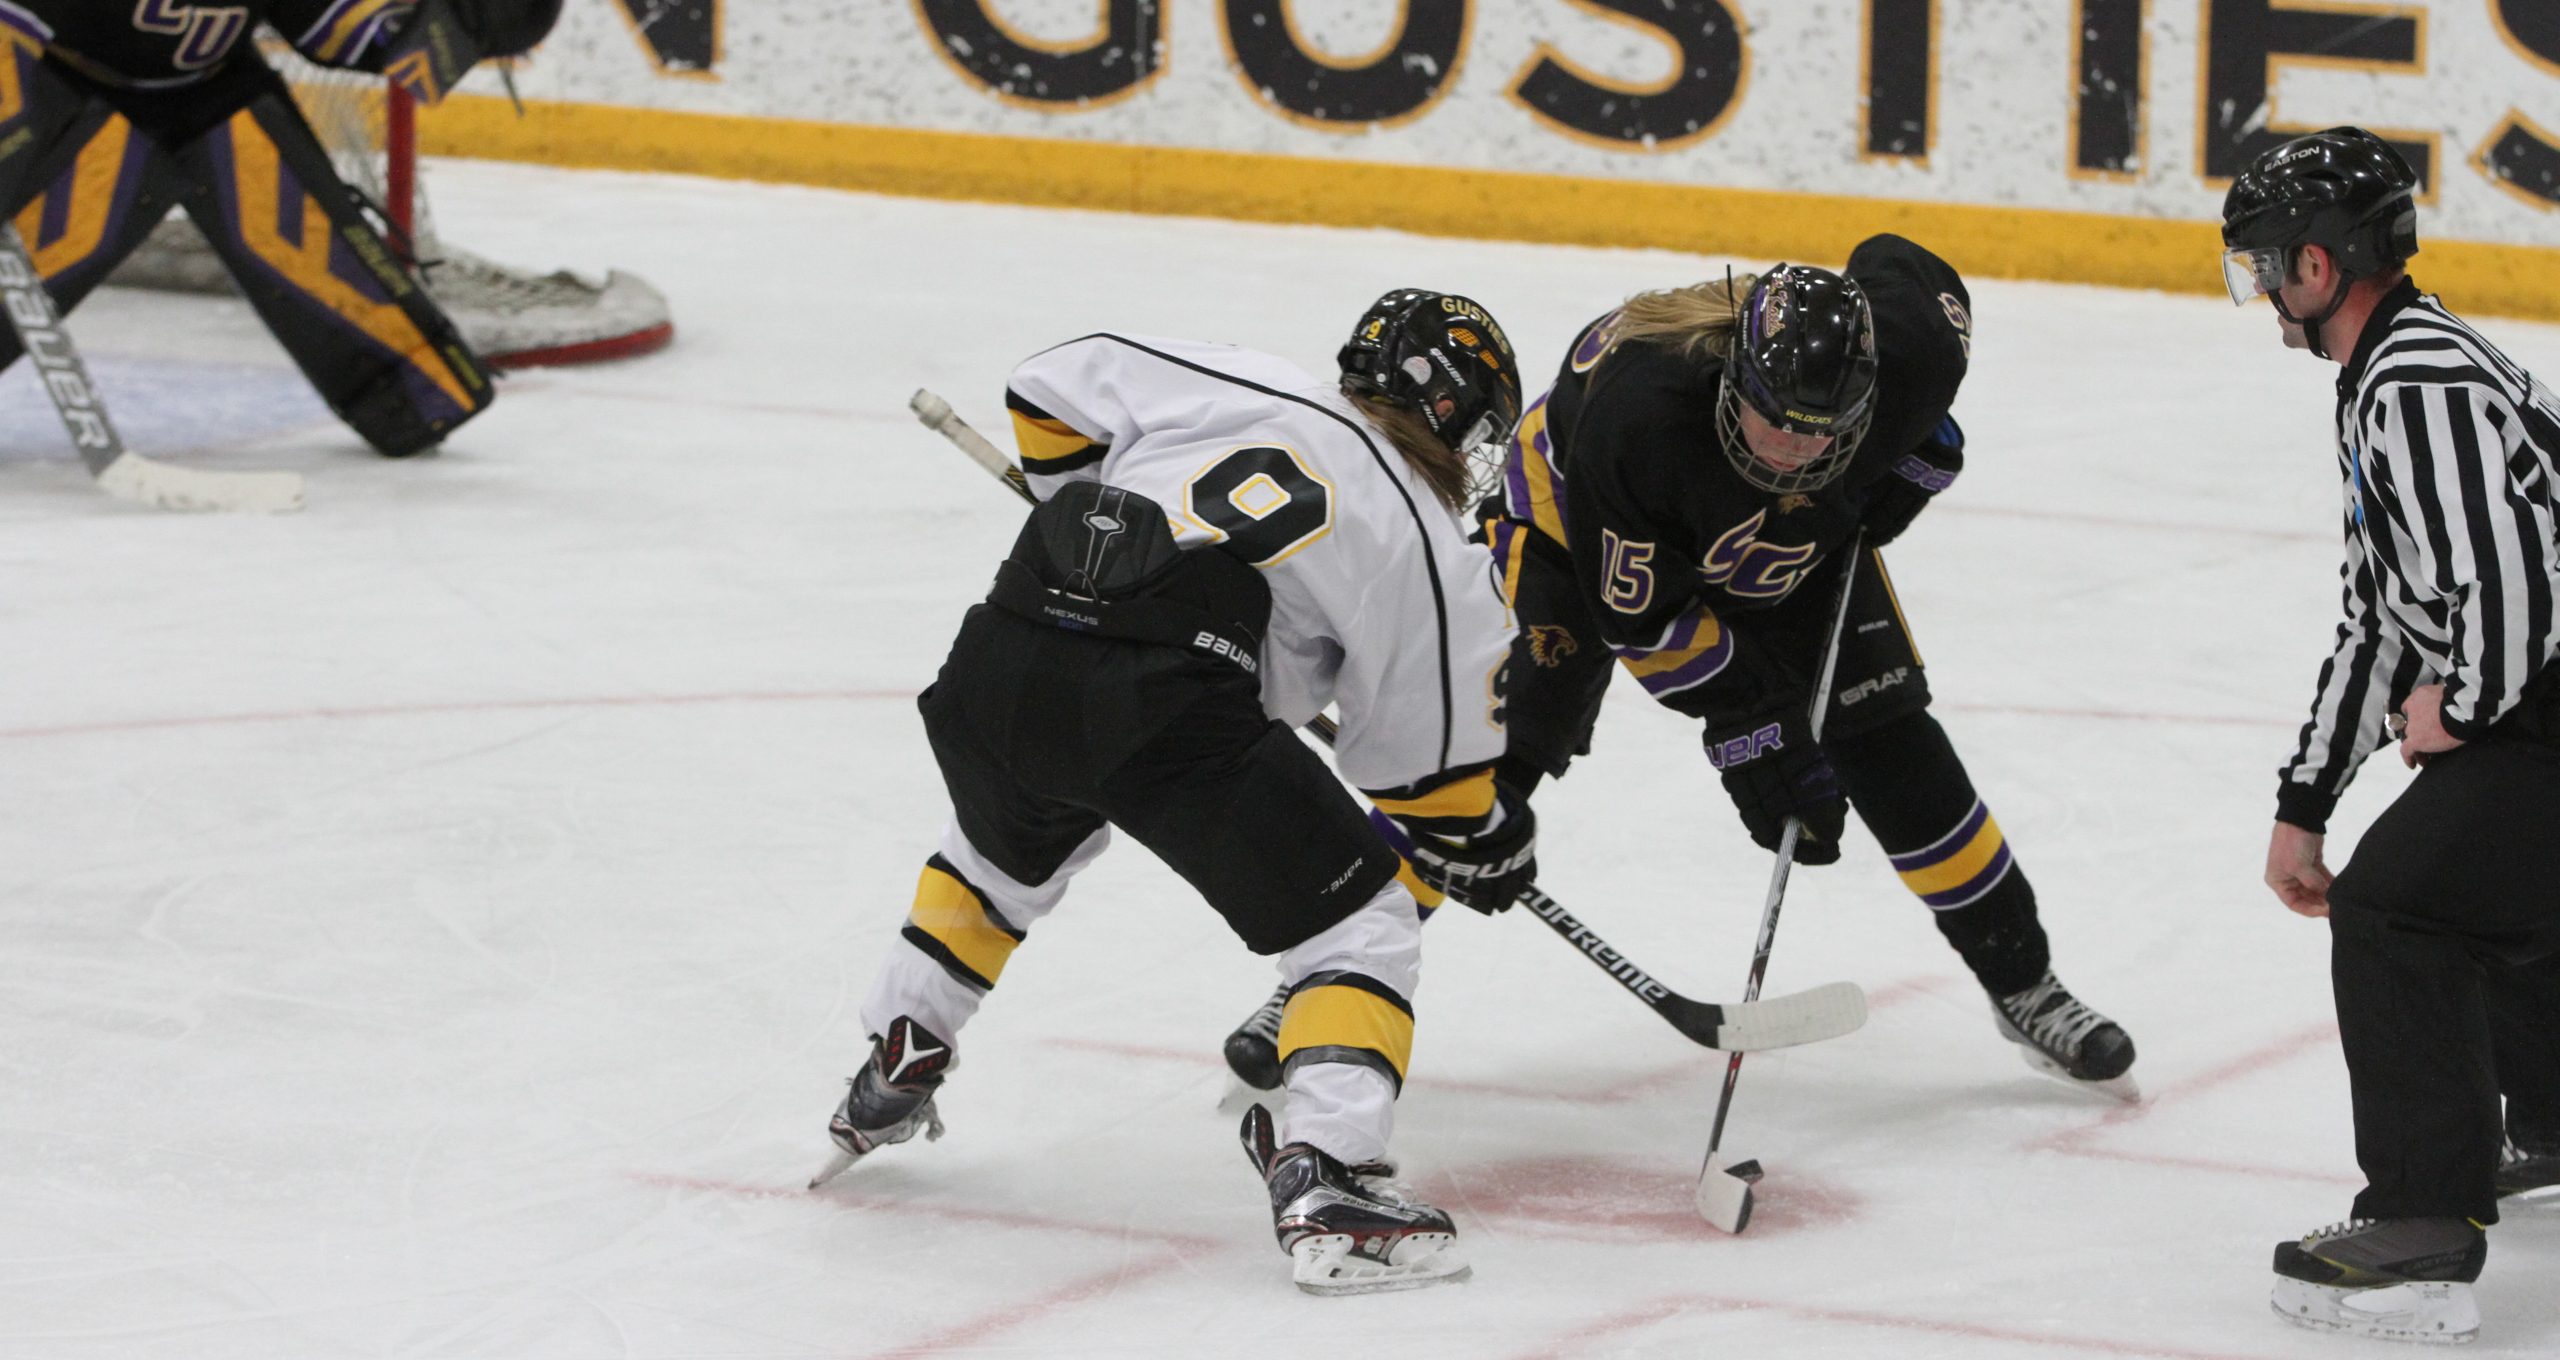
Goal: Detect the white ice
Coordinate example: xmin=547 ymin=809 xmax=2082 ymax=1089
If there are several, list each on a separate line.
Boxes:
xmin=4 ymin=161 xmax=2557 ymax=1359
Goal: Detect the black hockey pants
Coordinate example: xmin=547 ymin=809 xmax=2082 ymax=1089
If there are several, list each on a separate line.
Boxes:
xmin=2326 ymin=736 xmax=2560 ymax=1223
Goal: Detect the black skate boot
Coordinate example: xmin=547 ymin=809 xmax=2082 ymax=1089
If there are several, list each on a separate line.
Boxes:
xmin=2498 ymin=1134 xmax=2560 ymax=1204
xmin=807 ymin=1016 xmax=952 ymax=1189
xmin=1222 ymin=985 xmax=1289 ymax=1091
xmin=2270 ymin=1217 xmax=2485 ymax=1344
xmin=1239 ymin=1104 xmax=1466 ymax=1295
xmin=1991 ymin=970 xmax=2138 ymax=1101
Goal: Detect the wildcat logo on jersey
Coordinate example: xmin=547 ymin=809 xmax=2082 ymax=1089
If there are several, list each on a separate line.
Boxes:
xmin=1776 ymin=493 xmax=1815 ymax=515
xmin=1526 ymin=625 xmax=1578 ymax=668
xmin=1700 ymin=510 xmax=1818 ymax=600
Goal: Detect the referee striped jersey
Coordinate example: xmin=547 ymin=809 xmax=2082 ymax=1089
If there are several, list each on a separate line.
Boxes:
xmin=2278 ymin=279 xmax=2560 ymax=831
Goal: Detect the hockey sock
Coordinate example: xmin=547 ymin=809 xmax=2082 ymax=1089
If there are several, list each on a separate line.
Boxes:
xmin=1828 ymin=712 xmax=2051 ymax=996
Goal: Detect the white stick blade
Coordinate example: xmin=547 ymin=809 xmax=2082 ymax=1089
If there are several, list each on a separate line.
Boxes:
xmin=97 ymin=455 xmax=305 ymax=514
xmin=1716 ymin=980 xmax=1868 ymax=1051
xmin=1695 ymin=1152 xmax=1761 ymax=1233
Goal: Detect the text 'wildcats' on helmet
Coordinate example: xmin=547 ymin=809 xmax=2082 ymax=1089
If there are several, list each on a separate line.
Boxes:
xmin=1338 ymin=289 xmax=1524 ymax=455
xmin=1718 ymin=264 xmax=1878 ymax=493
xmin=2219 ymin=126 xmax=2419 ymax=305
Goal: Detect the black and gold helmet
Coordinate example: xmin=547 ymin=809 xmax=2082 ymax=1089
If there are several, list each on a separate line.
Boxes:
xmin=1338 ymin=289 xmax=1524 ymax=458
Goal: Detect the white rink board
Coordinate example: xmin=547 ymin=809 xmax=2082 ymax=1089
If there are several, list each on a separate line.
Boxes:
xmin=496 ymin=0 xmax=2560 ymax=246
xmin=4 ymin=160 xmax=2560 ymax=1357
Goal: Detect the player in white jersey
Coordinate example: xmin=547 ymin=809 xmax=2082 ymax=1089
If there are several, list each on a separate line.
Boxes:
xmin=814 ymin=291 xmax=1527 ymax=1296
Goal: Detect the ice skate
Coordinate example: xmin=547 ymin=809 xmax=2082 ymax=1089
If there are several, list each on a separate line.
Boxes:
xmin=2497 ymin=1136 xmax=2560 ymax=1205
xmin=2270 ymin=1217 xmax=2484 ymax=1345
xmin=1239 ymin=1104 xmax=1467 ymax=1296
xmin=1992 ymin=970 xmax=2138 ymax=1101
xmin=1223 ymin=984 xmax=1290 ymax=1091
xmin=808 ymin=1016 xmax=952 ymax=1189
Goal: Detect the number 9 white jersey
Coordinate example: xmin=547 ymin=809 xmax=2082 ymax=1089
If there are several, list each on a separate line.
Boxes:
xmin=1004 ymin=333 xmax=1514 ymax=801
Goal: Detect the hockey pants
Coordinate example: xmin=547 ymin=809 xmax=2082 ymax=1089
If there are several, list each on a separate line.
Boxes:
xmin=2326 ymin=738 xmax=2560 ymax=1222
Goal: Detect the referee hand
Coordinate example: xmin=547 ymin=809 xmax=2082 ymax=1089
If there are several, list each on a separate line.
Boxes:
xmin=2265 ymin=821 xmax=2334 ymax=918
xmin=2396 ymin=684 xmax=2464 ymax=768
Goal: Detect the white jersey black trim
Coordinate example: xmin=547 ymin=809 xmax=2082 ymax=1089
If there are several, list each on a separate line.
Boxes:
xmin=1048 ymin=333 xmax=1464 ymax=774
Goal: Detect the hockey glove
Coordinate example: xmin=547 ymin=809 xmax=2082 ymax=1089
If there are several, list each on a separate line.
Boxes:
xmin=1859 ymin=419 xmax=1963 ymax=549
xmin=379 ymin=0 xmax=563 ymax=104
xmin=1704 ymin=710 xmax=1846 ymax=865
xmin=1370 ymin=785 xmax=1538 ymax=915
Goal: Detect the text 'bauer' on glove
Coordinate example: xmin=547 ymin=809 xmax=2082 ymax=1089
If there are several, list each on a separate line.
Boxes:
xmin=1367 ymin=784 xmax=1538 ymax=915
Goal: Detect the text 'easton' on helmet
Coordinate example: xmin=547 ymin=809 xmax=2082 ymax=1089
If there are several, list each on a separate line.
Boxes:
xmin=2219 ymin=126 xmax=2419 ymax=305
xmin=1717 ymin=264 xmax=1878 ymax=494
xmin=1338 ymin=289 xmax=1525 ymax=457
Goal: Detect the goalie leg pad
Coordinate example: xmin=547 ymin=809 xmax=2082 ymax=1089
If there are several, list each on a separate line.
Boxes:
xmin=170 ymin=63 xmax=492 ymax=456
xmin=0 ymin=47 xmax=181 ymax=372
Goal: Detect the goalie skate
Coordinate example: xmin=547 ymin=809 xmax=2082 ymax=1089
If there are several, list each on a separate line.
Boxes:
xmin=808 ymin=1016 xmax=951 ymax=1189
xmin=1240 ymin=1105 xmax=1467 ymax=1296
xmin=2269 ymin=1217 xmax=2485 ymax=1345
xmin=1992 ymin=970 xmax=2139 ymax=1101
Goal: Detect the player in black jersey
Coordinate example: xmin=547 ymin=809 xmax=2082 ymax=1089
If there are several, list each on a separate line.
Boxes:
xmin=0 ymin=0 xmax=558 ymax=456
xmin=1487 ymin=234 xmax=2134 ymax=1096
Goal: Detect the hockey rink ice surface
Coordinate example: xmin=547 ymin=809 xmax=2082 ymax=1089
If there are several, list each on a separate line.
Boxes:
xmin=6 ymin=161 xmax=2559 ymax=1360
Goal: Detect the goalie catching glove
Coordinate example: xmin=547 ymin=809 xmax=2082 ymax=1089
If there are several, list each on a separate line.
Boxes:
xmin=1704 ymin=707 xmax=1846 ymax=865
xmin=381 ymin=0 xmax=565 ymax=104
xmin=1367 ymin=784 xmax=1537 ymax=915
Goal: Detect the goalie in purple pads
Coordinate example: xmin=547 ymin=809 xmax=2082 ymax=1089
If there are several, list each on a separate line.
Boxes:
xmin=1470 ymin=235 xmax=2132 ymax=1099
xmin=0 ymin=0 xmax=560 ymax=457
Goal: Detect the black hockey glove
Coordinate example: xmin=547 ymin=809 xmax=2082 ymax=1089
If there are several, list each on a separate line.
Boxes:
xmin=451 ymin=0 xmax=565 ymax=57
xmin=380 ymin=0 xmax=563 ymax=103
xmin=1704 ymin=709 xmax=1846 ymax=865
xmin=1859 ymin=421 xmax=1963 ymax=549
xmin=1369 ymin=786 xmax=1538 ymax=915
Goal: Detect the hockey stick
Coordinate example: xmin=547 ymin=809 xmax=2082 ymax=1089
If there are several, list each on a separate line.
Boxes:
xmin=0 ymin=225 xmax=304 ymax=513
xmin=1695 ymin=528 xmax=1867 ymax=1234
xmin=909 ymin=387 xmax=1867 ymax=1054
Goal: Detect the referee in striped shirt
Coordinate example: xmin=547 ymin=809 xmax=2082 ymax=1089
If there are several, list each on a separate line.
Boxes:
xmin=2224 ymin=126 xmax=2560 ymax=1343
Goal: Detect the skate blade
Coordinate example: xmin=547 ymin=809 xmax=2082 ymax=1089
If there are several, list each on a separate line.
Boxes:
xmin=2014 ymin=1045 xmax=2141 ymax=1103
xmin=1695 ymin=1153 xmax=1762 ymax=1234
xmin=2270 ymin=1277 xmax=2479 ymax=1345
xmin=806 ymin=1147 xmax=858 ymax=1190
xmin=1290 ymin=1232 xmax=1468 ymax=1296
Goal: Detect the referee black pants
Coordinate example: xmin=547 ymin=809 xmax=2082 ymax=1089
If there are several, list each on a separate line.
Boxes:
xmin=2326 ymin=738 xmax=2560 ymax=1223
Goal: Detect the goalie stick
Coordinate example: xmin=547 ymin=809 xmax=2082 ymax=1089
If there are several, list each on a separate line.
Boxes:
xmin=0 ymin=225 xmax=303 ymax=513
xmin=908 ymin=386 xmax=1868 ymax=1055
xmin=1694 ymin=528 xmax=1866 ymax=1234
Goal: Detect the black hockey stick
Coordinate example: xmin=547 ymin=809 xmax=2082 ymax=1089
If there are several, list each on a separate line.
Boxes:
xmin=0 ymin=225 xmax=303 ymax=513
xmin=909 ymin=387 xmax=1867 ymax=1054
xmin=1695 ymin=528 xmax=1867 ymax=1233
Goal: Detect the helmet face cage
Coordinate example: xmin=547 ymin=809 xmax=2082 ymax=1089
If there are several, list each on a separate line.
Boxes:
xmin=1339 ymin=289 xmax=1524 ymax=462
xmin=1718 ymin=265 xmax=1877 ymax=494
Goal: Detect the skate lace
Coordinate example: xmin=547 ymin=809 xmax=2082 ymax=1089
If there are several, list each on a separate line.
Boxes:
xmin=1241 ymin=986 xmax=1288 ymax=1042
xmin=2001 ymin=974 xmax=2108 ymax=1053
xmin=2303 ymin=1218 xmax=2375 ymax=1244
